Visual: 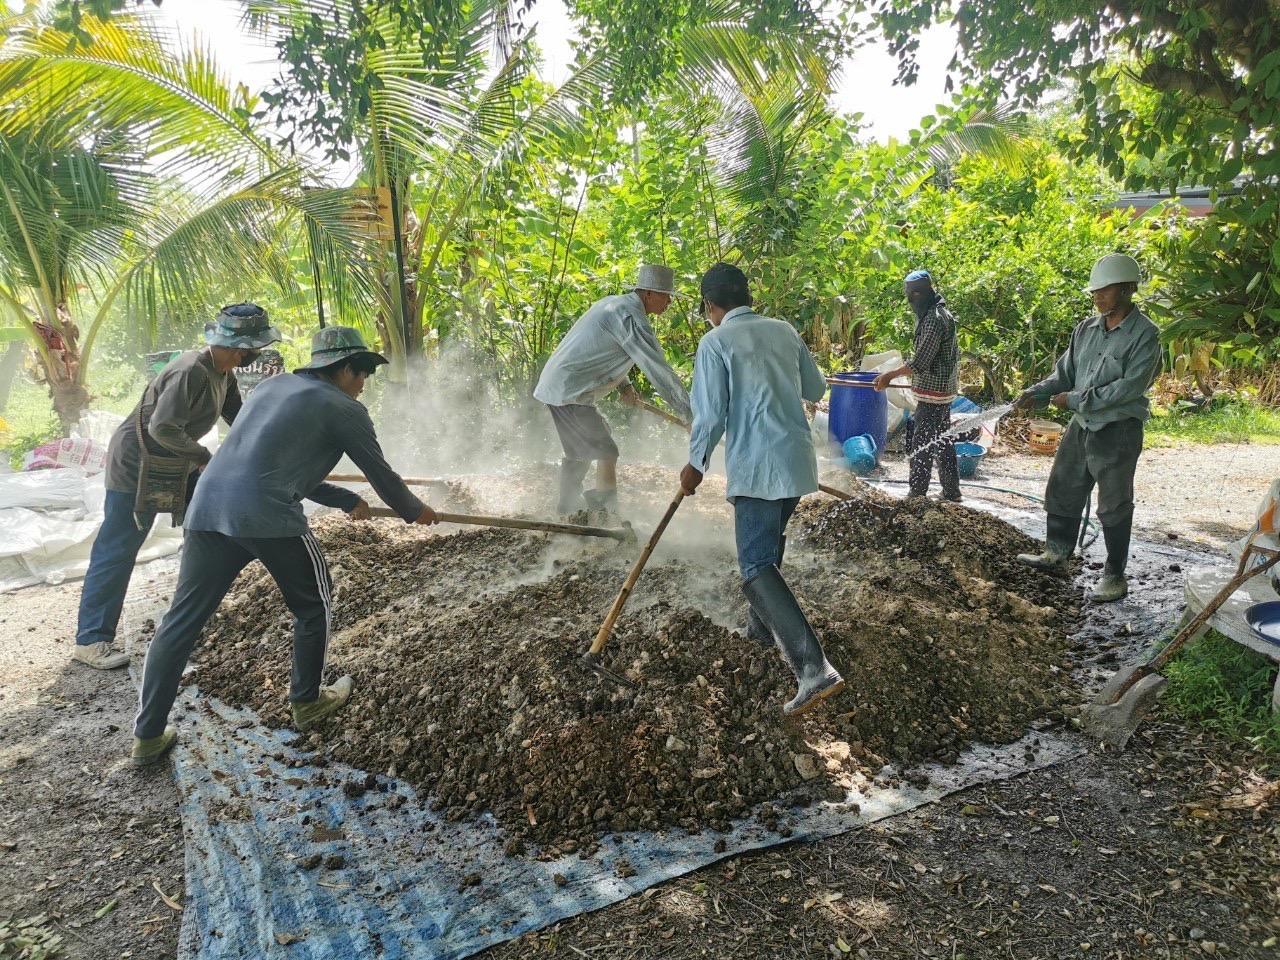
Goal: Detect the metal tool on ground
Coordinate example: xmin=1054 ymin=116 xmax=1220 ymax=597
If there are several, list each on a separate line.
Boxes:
xmin=1081 ymin=533 xmax=1280 ymax=748
xmin=584 ymin=488 xmax=685 ymax=687
xmin=366 ymin=507 xmax=635 ymax=542
xmin=628 ymin=398 xmax=855 ymax=502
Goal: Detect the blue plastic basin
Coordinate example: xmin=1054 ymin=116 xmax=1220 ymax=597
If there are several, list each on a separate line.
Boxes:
xmin=954 ymin=441 xmax=986 ymax=479
xmin=1245 ymin=601 xmax=1280 ymax=648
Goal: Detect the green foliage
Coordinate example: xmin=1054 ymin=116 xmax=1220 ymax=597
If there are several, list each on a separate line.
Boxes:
xmin=1146 ymin=395 xmax=1280 ymax=448
xmin=1164 ymin=631 xmax=1280 ymax=757
xmin=862 ymin=0 xmax=1280 ymax=363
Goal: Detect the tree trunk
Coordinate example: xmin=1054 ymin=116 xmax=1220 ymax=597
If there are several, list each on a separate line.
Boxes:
xmin=30 ymin=306 xmax=91 ymax=435
xmin=0 ymin=341 xmax=23 ymax=413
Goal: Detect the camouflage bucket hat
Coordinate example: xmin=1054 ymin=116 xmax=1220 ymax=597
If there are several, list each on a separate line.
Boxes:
xmin=204 ymin=303 xmax=283 ymax=349
xmin=295 ymin=325 xmax=389 ymax=371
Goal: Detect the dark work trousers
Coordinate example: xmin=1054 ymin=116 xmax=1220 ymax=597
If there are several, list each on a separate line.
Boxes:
xmin=733 ymin=496 xmax=800 ymax=581
xmin=76 ymin=489 xmax=156 ymax=647
xmin=908 ymin=401 xmax=960 ymax=499
xmin=134 ymin=529 xmax=333 ymax=739
xmin=1043 ymin=418 xmax=1143 ymax=528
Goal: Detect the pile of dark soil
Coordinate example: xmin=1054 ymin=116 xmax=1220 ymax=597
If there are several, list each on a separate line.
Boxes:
xmin=188 ymin=489 xmax=1079 ymax=852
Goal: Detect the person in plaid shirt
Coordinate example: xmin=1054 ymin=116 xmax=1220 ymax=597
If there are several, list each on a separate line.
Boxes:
xmin=874 ymin=269 xmax=961 ymax=500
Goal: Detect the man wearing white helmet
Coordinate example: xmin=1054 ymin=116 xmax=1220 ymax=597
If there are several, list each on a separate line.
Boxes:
xmin=1013 ymin=254 xmax=1161 ymax=602
xmin=534 ymin=265 xmax=692 ymax=515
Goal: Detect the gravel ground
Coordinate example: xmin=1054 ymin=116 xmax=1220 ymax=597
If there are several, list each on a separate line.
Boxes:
xmin=1 ymin=441 xmax=1277 ymax=960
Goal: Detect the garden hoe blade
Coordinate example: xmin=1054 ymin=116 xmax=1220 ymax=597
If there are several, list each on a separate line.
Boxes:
xmin=583 ymin=488 xmax=686 ymax=689
xmin=1080 ymin=543 xmax=1280 ymax=748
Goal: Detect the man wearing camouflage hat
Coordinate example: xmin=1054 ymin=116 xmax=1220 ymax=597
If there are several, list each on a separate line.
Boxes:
xmin=1014 ymin=254 xmax=1161 ymax=602
xmin=73 ymin=303 xmax=280 ymax=671
xmin=534 ymin=264 xmax=692 ymax=515
xmin=130 ymin=326 xmax=437 ymax=766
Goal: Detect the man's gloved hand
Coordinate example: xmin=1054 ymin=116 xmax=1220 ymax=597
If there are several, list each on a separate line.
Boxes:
xmin=348 ymin=498 xmax=371 ymax=521
xmin=679 ymin=464 xmax=703 ymax=496
xmin=1012 ymin=391 xmax=1036 ymax=413
xmin=1050 ymin=392 xmax=1070 ymax=410
xmin=618 ymin=383 xmax=640 ymax=406
xmin=414 ymin=505 xmax=439 ymax=525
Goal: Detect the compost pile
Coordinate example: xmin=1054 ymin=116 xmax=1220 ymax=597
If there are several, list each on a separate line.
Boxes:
xmin=189 ymin=486 xmax=1079 ymax=852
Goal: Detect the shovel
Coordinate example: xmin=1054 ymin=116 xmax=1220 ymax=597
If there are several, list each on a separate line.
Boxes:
xmin=1081 ymin=534 xmax=1280 ymax=748
xmin=366 ymin=507 xmax=635 ymax=543
xmin=583 ymin=488 xmax=685 ymax=687
xmin=628 ymin=398 xmax=855 ymax=502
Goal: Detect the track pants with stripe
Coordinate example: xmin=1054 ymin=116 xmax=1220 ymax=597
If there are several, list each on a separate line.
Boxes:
xmin=134 ymin=529 xmax=333 ymax=740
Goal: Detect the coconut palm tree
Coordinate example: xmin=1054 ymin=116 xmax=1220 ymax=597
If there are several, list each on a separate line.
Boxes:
xmin=0 ymin=8 xmax=377 ymax=432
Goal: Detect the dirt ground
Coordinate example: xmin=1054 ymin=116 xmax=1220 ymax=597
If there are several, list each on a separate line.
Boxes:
xmin=2 ymin=440 xmax=1278 ymax=959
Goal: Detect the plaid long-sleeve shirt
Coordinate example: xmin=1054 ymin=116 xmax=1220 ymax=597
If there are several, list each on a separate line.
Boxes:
xmin=906 ymin=298 xmax=959 ymax=404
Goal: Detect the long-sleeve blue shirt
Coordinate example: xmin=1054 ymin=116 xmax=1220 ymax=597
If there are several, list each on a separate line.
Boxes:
xmin=533 ymin=292 xmax=691 ymax=421
xmin=687 ymin=306 xmax=827 ymax=501
xmin=185 ymin=372 xmax=424 ymax=538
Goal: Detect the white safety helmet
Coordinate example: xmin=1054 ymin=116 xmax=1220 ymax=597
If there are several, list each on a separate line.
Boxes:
xmin=1085 ymin=254 xmax=1141 ymax=293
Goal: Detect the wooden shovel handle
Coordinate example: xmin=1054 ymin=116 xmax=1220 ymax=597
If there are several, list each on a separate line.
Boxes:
xmin=328 ymin=472 xmax=445 ymax=487
xmin=366 ymin=507 xmax=631 ymax=541
xmin=1107 ymin=541 xmax=1280 ymax=702
xmin=588 ymin=489 xmax=685 ymax=656
xmin=826 ymin=377 xmax=911 ymax=389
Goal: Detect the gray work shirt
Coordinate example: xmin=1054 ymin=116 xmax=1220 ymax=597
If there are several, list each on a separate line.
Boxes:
xmin=533 ymin=292 xmax=691 ymax=421
xmin=184 ymin=372 xmax=423 ymax=538
xmin=688 ymin=306 xmax=827 ymax=501
xmin=104 ymin=348 xmax=242 ymax=493
xmin=1029 ymin=307 xmax=1161 ymax=431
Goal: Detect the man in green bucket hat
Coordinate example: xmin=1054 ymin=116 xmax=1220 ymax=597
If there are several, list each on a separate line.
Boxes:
xmin=73 ymin=303 xmax=279 ymax=672
xmin=130 ymin=325 xmax=438 ymax=766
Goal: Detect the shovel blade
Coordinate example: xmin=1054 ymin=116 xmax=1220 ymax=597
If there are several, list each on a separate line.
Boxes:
xmin=1080 ymin=664 xmax=1168 ymax=749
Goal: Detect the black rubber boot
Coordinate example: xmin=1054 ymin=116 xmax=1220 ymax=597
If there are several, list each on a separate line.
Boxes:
xmin=745 ymin=537 xmax=785 ymax=647
xmin=743 ymin=565 xmax=844 ymax=716
xmin=1016 ymin=512 xmax=1081 ymax=573
xmin=557 ymin=459 xmax=590 ymax=514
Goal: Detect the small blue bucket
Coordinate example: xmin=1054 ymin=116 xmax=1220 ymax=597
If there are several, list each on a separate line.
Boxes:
xmin=955 ymin=441 xmax=986 ymax=478
xmin=843 ymin=433 xmax=879 ymax=475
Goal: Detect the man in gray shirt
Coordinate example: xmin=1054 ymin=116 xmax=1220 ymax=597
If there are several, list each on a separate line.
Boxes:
xmin=534 ymin=264 xmax=691 ymax=515
xmin=74 ymin=303 xmax=278 ymax=671
xmin=130 ymin=327 xmax=437 ymax=766
xmin=1015 ymin=254 xmax=1161 ymax=602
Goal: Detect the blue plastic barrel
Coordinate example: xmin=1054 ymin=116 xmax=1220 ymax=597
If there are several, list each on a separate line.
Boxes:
xmin=951 ymin=395 xmax=981 ymax=415
xmin=842 ymin=433 xmax=879 ymax=475
xmin=828 ymin=372 xmax=888 ymax=458
xmin=954 ymin=441 xmax=986 ymax=478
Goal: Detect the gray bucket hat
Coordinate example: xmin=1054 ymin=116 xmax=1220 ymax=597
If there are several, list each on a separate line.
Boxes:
xmin=204 ymin=303 xmax=282 ymax=349
xmin=295 ymin=325 xmax=389 ymax=371
xmin=635 ymin=264 xmax=676 ymax=296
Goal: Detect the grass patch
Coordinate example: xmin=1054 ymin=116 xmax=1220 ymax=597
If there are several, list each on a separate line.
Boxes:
xmin=1146 ymin=397 xmax=1280 ymax=448
xmin=1164 ymin=630 xmax=1280 ymax=755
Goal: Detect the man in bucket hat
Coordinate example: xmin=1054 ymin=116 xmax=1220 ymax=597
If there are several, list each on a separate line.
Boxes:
xmin=130 ymin=326 xmax=437 ymax=766
xmin=534 ymin=264 xmax=691 ymax=515
xmin=73 ymin=303 xmax=280 ymax=671
xmin=1014 ymin=253 xmax=1161 ymax=602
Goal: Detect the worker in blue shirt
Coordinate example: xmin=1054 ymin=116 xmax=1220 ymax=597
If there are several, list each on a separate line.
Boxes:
xmin=680 ymin=263 xmax=845 ymax=716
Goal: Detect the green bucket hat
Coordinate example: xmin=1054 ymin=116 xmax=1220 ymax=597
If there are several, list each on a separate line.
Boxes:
xmin=204 ymin=303 xmax=282 ymax=349
xmin=295 ymin=325 xmax=389 ymax=371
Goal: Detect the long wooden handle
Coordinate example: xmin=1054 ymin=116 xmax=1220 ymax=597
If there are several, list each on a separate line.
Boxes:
xmin=1107 ymin=544 xmax=1280 ymax=702
xmin=328 ymin=472 xmax=445 ymax=487
xmin=588 ymin=489 xmax=685 ymax=656
xmin=632 ymin=400 xmax=853 ymax=502
xmin=366 ymin=507 xmax=631 ymax=541
xmin=826 ymin=377 xmax=911 ymax=389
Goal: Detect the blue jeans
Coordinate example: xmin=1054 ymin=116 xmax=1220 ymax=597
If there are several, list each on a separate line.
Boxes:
xmin=732 ymin=496 xmax=799 ymax=582
xmin=76 ymin=489 xmax=156 ymax=647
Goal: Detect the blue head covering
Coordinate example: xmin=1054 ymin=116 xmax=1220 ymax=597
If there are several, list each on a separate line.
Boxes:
xmin=905 ymin=269 xmax=932 ymax=283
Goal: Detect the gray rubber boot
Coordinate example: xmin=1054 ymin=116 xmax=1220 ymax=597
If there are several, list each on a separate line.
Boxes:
xmin=745 ymin=536 xmax=785 ymax=647
xmin=743 ymin=565 xmax=844 ymax=716
xmin=1017 ymin=512 xmax=1080 ymax=573
xmin=582 ymin=488 xmax=619 ymax=514
xmin=1091 ymin=517 xmax=1132 ymax=602
xmin=557 ymin=459 xmax=590 ymax=515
